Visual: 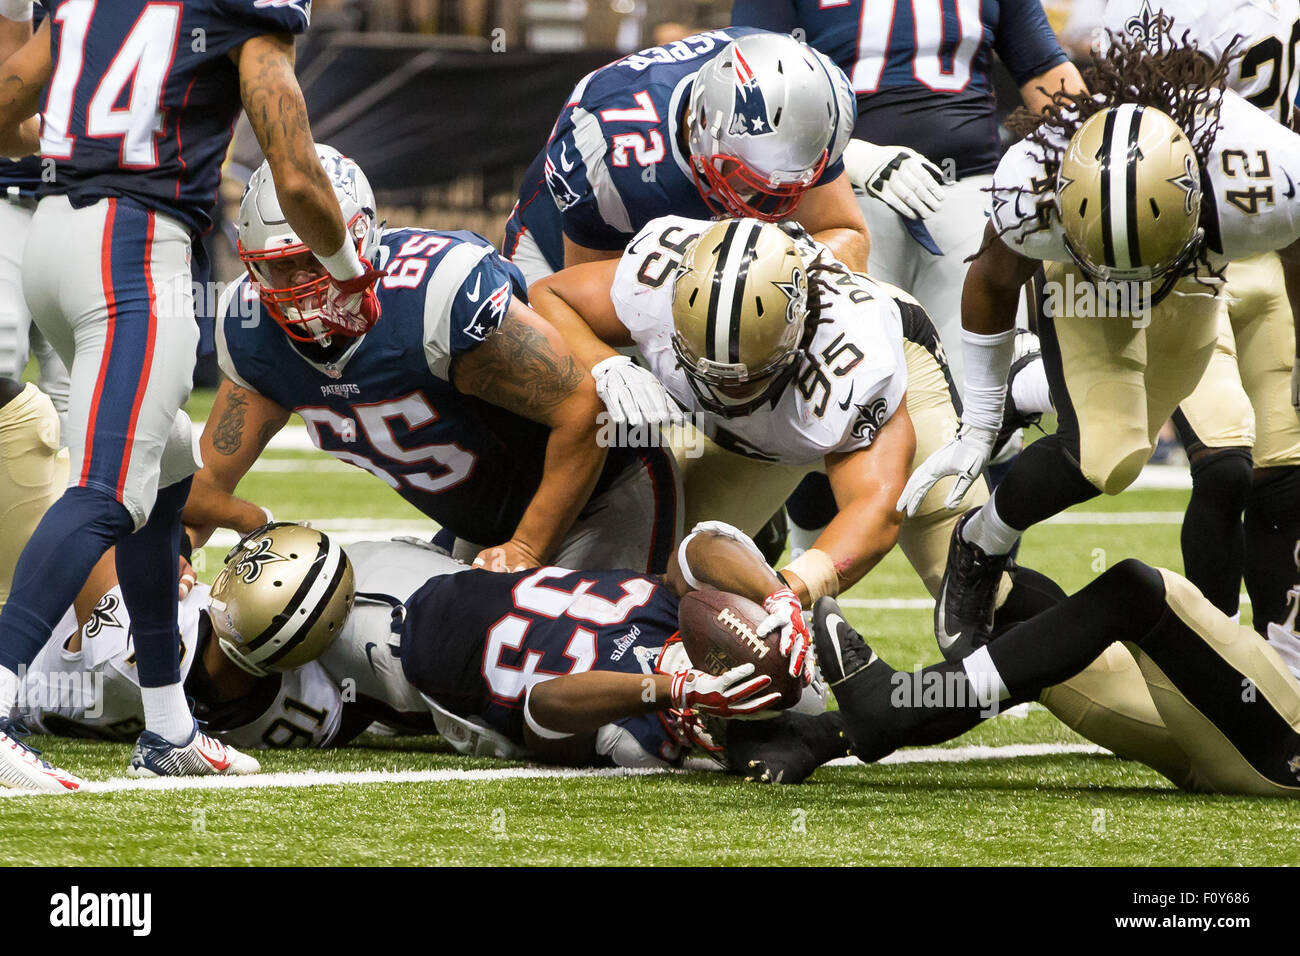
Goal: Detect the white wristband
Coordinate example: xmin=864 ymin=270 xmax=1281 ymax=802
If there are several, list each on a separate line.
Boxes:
xmin=523 ymin=684 xmax=574 ymax=740
xmin=316 ymin=235 xmax=365 ymax=282
xmin=960 ymin=328 xmax=1016 ymax=432
xmin=676 ymin=520 xmax=768 ymax=591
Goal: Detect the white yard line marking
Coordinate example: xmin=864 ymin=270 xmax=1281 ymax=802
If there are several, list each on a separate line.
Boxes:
xmin=0 ymin=742 xmax=1111 ymax=799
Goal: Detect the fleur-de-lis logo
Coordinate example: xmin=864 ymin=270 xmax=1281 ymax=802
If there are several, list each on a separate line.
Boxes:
xmin=230 ymin=536 xmax=288 ymax=584
xmin=774 ymin=267 xmax=807 ymax=325
xmin=83 ymin=593 xmax=122 ymax=640
xmin=1124 ymin=0 xmax=1172 ymax=44
xmin=851 ymin=397 xmax=891 ymax=443
xmin=1167 ymin=153 xmax=1201 ymax=216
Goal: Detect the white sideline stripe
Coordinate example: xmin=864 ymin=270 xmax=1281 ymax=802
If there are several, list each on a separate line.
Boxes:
xmin=0 ymin=742 xmax=1111 ymax=799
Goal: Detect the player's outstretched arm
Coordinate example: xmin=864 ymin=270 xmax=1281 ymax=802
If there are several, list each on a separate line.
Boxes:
xmin=791 ymin=174 xmax=871 ymax=271
xmin=0 ymin=16 xmax=48 ymax=157
xmin=183 ymin=378 xmax=290 ymax=546
xmin=524 ymin=665 xmax=775 ymax=751
xmin=663 ymin=525 xmax=785 ymax=603
xmin=665 ymin=523 xmax=814 ymax=684
xmin=785 ymin=404 xmax=914 ymax=604
xmin=452 ymin=301 xmax=607 ymax=570
xmin=528 ymin=260 xmax=632 ymax=368
xmin=233 ymin=33 xmax=361 ymax=281
xmin=531 ymin=262 xmax=678 ymax=429
xmin=898 ymin=228 xmax=1036 ymax=514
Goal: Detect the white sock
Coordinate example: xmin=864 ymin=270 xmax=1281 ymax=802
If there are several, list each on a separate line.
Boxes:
xmin=961 ymin=646 xmax=1010 ymax=710
xmin=1011 ymin=356 xmax=1054 ymax=415
xmin=961 ymin=497 xmax=1021 ymax=556
xmin=0 ymin=665 xmax=19 ymax=720
xmin=140 ymin=684 xmax=194 ymax=745
xmin=787 ymin=523 xmax=826 ymax=561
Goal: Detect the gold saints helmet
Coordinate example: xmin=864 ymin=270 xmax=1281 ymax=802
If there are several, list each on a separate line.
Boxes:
xmin=1057 ymin=104 xmax=1203 ymax=303
xmin=207 ymin=523 xmax=355 ymax=675
xmin=671 ymin=218 xmax=808 ymax=417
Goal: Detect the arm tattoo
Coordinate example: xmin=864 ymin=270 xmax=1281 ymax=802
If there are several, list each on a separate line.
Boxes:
xmin=213 ymin=388 xmax=250 ymax=456
xmin=462 ymin=314 xmax=584 ymax=417
xmin=238 ymin=37 xmax=318 ymax=182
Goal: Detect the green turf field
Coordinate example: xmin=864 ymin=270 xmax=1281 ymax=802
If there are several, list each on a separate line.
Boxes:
xmin=4 ymin=396 xmax=1298 ymax=866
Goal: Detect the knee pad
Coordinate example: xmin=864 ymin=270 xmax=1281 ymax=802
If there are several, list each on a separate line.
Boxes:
xmin=1189 ymin=446 xmax=1253 ymax=508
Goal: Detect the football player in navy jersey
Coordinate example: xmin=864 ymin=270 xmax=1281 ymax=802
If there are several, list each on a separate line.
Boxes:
xmin=22 ymin=522 xmax=816 ymax=770
xmin=503 ymin=28 xmax=868 ymax=285
xmin=732 ymin=0 xmax=1083 ymax=392
xmin=0 ymin=2 xmax=67 ymax=427
xmin=183 ymin=146 xmax=680 ymax=576
xmin=0 ymin=0 xmax=383 ymax=791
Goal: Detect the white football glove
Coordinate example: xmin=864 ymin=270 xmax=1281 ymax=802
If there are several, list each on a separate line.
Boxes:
xmin=1291 ymin=361 xmax=1300 ymax=422
xmin=755 ymin=587 xmax=812 ymax=685
xmin=591 ymin=355 xmax=679 ymax=429
xmin=843 ymin=140 xmax=948 ymax=221
xmin=896 ymin=423 xmax=998 ymax=516
xmin=671 ymin=664 xmax=781 ymax=717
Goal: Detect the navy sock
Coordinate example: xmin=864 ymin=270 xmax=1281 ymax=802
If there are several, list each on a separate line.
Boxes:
xmin=116 ymin=477 xmax=192 ymax=688
xmin=0 ymin=485 xmax=133 ymax=674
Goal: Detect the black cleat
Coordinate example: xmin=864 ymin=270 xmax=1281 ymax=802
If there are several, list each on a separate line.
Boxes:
xmin=723 ymin=711 xmax=851 ymax=785
xmin=934 ymin=510 xmax=1010 ymax=662
xmin=812 ymin=596 xmax=878 ymax=686
xmin=811 ymin=598 xmax=896 ymax=761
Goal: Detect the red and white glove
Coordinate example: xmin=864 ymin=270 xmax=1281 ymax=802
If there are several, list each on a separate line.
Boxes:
xmin=670 ymin=664 xmax=780 ymax=717
xmin=756 ymin=587 xmax=812 ymax=685
xmin=319 ymin=258 xmax=386 ymax=336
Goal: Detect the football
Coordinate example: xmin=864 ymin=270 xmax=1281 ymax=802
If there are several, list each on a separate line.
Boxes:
xmin=677 ymin=589 xmax=802 ymax=710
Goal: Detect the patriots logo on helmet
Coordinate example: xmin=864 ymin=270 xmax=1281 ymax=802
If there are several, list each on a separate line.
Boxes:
xmin=545 ymin=155 xmax=582 ymax=211
xmin=465 ymin=281 xmax=511 ymax=342
xmin=728 ymin=48 xmax=773 ymax=136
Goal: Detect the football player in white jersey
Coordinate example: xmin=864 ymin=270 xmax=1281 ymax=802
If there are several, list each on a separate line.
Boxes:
xmin=904 ymin=31 xmax=1300 ymax=653
xmin=1098 ymin=0 xmax=1300 ymax=634
xmin=531 ymin=216 xmax=1185 ymax=773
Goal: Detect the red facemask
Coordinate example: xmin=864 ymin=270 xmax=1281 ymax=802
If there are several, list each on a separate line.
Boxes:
xmin=237 ymin=213 xmax=375 ymax=342
xmin=689 ymin=149 xmax=827 ymax=221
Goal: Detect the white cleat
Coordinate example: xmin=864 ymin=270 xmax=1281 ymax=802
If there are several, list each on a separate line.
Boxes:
xmin=0 ymin=719 xmax=84 ymax=792
xmin=127 ymin=722 xmax=260 ymax=778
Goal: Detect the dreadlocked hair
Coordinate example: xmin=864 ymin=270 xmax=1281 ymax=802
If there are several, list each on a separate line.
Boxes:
xmin=985 ymin=22 xmax=1235 ymax=289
